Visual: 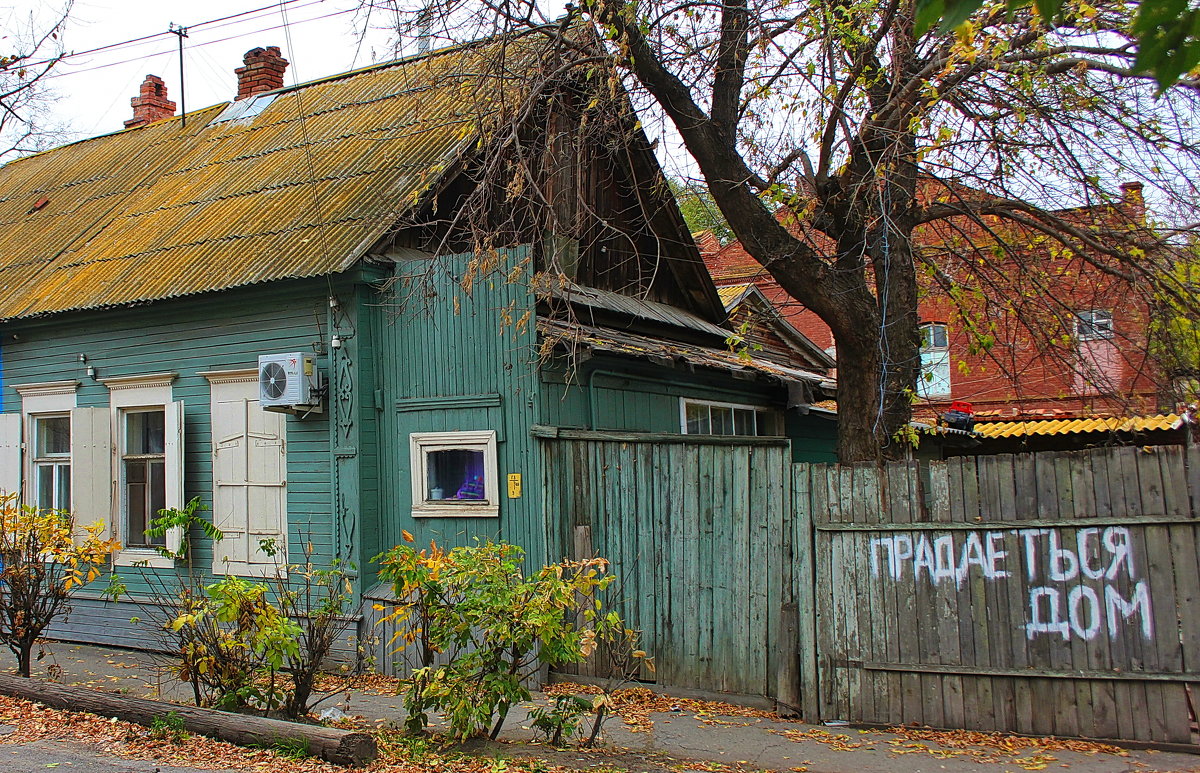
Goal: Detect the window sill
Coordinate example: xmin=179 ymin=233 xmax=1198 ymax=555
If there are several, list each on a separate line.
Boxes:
xmin=113 ymin=549 xmax=174 ymax=569
xmin=412 ymin=503 xmax=499 ymax=519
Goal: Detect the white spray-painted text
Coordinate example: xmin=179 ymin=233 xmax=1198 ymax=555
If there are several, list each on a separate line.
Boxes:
xmin=869 ymin=527 xmax=1152 ymax=643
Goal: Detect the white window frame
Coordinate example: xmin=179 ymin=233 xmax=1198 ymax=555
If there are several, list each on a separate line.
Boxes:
xmin=103 ymin=373 xmax=180 ymax=569
xmin=14 ymin=381 xmax=78 ymax=511
xmin=918 ymin=322 xmax=952 ymax=399
xmin=31 ymin=414 xmax=71 ymax=512
xmin=1075 ymin=309 xmax=1114 ymax=341
xmin=409 ymin=430 xmax=499 ymax=518
xmin=679 ymin=398 xmax=778 ymax=437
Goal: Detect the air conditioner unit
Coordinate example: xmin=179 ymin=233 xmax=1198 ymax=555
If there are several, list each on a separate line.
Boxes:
xmin=258 ymin=352 xmax=320 ymax=410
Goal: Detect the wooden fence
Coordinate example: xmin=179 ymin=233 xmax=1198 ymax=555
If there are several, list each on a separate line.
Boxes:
xmin=807 ymin=445 xmax=1200 ymax=744
xmin=540 ymin=431 xmax=1200 ymax=745
xmin=540 ymin=430 xmax=800 ymax=702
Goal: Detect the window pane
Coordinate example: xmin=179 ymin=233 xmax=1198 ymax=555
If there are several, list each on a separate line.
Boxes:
xmin=427 ymin=449 xmax=486 ymax=501
xmin=35 ymin=416 xmax=70 ymax=457
xmin=124 ymin=460 xmax=167 ymax=547
xmin=919 ymin=350 xmax=953 ymax=398
xmin=755 ymin=411 xmax=771 ymax=436
xmin=733 ymin=408 xmax=755 ymax=436
xmin=57 ymin=465 xmax=70 ymax=513
xmin=126 ymin=410 xmax=165 ymax=455
xmin=921 ymin=324 xmax=948 ymax=351
xmin=148 ymin=461 xmax=166 ymax=545
xmin=37 ymin=465 xmax=54 ymax=510
xmin=126 ymin=460 xmax=147 ymax=544
xmin=710 ymin=406 xmax=733 ymax=435
xmin=125 ymin=458 xmax=147 ymax=484
xmin=1077 ymin=310 xmax=1114 ymax=340
xmin=685 ymin=403 xmax=710 ymax=434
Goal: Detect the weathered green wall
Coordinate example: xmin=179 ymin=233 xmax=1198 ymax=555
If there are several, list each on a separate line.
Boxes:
xmin=0 ymin=275 xmax=373 ymax=646
xmin=540 ymin=355 xmax=837 ymax=462
xmin=369 ymin=249 xmax=544 ymax=569
xmin=786 ymin=410 xmax=838 ymax=463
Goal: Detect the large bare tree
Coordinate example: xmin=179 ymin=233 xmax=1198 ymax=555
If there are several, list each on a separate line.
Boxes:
xmin=0 ymin=3 xmax=71 ymax=160
xmin=363 ymin=0 xmax=1199 ymax=461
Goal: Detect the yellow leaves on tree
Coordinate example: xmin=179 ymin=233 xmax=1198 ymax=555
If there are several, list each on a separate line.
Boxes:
xmin=0 ymin=492 xmax=120 ymax=676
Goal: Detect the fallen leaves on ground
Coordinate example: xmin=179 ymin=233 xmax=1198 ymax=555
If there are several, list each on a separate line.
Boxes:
xmin=546 ymin=683 xmax=781 ymax=733
xmin=887 ymin=725 xmax=1129 ymax=757
xmin=312 ymin=671 xmax=403 ymax=696
xmin=0 ymin=694 xmax=575 ymax=773
xmin=771 ymin=725 xmax=1132 ymax=771
xmin=0 ymin=694 xmax=337 ymax=772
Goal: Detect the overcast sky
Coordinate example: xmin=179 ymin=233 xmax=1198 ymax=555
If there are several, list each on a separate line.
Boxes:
xmin=11 ymin=0 xmax=402 ymax=140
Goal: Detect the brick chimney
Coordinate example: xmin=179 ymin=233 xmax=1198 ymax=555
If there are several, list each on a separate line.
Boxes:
xmin=124 ymin=74 xmax=176 ymax=129
xmin=235 ymin=46 xmax=289 ymax=100
xmin=1119 ymin=181 xmax=1145 ymax=222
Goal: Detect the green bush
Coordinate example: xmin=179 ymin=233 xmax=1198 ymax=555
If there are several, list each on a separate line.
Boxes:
xmin=377 ymin=538 xmax=630 ymax=741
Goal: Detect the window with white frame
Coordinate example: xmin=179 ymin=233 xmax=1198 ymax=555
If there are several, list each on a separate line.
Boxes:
xmin=680 ymin=399 xmax=777 ymax=436
xmin=1073 ymin=309 xmax=1118 ymax=395
xmin=103 ymin=373 xmax=183 ymax=568
xmin=32 ymin=415 xmax=71 ymax=511
xmin=410 ymin=431 xmax=498 ymax=517
xmin=121 ymin=408 xmax=167 ymax=549
xmin=918 ymin=322 xmax=952 ymax=399
xmin=7 ymin=381 xmax=79 ymax=511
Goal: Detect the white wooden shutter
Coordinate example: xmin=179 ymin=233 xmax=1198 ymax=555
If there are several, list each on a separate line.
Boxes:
xmin=164 ymin=400 xmax=185 ymax=555
xmin=211 ymin=381 xmax=285 ymax=575
xmin=70 ymin=407 xmax=113 ymax=540
xmin=0 ymin=413 xmax=21 ymax=500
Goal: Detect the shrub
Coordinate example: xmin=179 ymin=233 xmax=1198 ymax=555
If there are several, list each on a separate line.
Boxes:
xmin=0 ymin=494 xmax=120 ymax=676
xmin=154 ymin=505 xmax=356 ymax=718
xmin=377 ymin=537 xmax=625 ymax=741
xmin=169 ymin=574 xmax=302 ymax=712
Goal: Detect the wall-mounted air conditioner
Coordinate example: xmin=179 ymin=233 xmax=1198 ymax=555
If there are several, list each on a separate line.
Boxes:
xmin=258 ymin=352 xmax=321 ymax=412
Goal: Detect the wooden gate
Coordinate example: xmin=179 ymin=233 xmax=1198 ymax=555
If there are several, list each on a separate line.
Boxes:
xmin=539 ymin=429 xmax=806 ymax=704
xmin=804 ymin=445 xmax=1200 ymax=744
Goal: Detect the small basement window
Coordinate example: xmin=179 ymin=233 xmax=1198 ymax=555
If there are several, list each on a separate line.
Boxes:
xmin=680 ymin=399 xmax=778 ymax=436
xmin=409 ymin=431 xmax=498 ymax=517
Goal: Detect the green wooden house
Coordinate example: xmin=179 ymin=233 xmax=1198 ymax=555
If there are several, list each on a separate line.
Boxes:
xmin=0 ymin=33 xmax=835 ymax=655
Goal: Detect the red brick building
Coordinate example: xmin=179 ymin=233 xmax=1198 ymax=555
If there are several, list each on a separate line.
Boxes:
xmin=700 ymin=182 xmax=1166 ymax=421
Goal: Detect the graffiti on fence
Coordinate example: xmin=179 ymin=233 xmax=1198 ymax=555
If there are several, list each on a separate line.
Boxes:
xmin=869 ymin=526 xmax=1152 ymax=643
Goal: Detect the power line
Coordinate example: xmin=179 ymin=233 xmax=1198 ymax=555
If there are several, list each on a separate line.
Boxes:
xmin=43 ymin=7 xmax=356 ymax=81
xmin=22 ymin=0 xmax=328 ymax=71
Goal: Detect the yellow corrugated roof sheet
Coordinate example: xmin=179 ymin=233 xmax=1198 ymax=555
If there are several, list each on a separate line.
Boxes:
xmin=716 ymin=283 xmax=754 ymax=308
xmin=974 ymin=414 xmax=1183 ymax=438
xmin=0 ymin=36 xmax=538 ymax=320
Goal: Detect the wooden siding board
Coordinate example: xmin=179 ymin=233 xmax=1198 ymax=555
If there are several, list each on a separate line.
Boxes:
xmin=3 ymin=276 xmax=348 ymax=612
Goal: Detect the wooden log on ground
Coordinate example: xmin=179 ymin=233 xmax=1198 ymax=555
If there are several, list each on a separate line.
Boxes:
xmin=0 ymin=673 xmax=377 ymax=766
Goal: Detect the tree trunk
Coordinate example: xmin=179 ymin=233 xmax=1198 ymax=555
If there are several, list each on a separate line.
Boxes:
xmin=0 ymin=674 xmax=378 ymax=766
xmin=16 ymin=639 xmax=34 ymax=678
xmin=831 ymin=332 xmax=887 ymax=462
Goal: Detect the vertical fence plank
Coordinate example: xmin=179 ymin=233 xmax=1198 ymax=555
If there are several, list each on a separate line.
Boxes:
xmin=538 ymin=439 xmax=1197 ymax=746
xmin=792 ymin=463 xmax=820 ymax=721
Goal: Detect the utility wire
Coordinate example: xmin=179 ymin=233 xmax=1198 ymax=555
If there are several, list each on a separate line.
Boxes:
xmin=21 ymin=0 xmax=325 ymax=70
xmin=43 ymin=8 xmax=356 ymax=81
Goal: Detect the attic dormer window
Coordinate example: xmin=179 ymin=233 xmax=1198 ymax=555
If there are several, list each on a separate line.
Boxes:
xmin=211 ymin=92 xmax=277 ymax=125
